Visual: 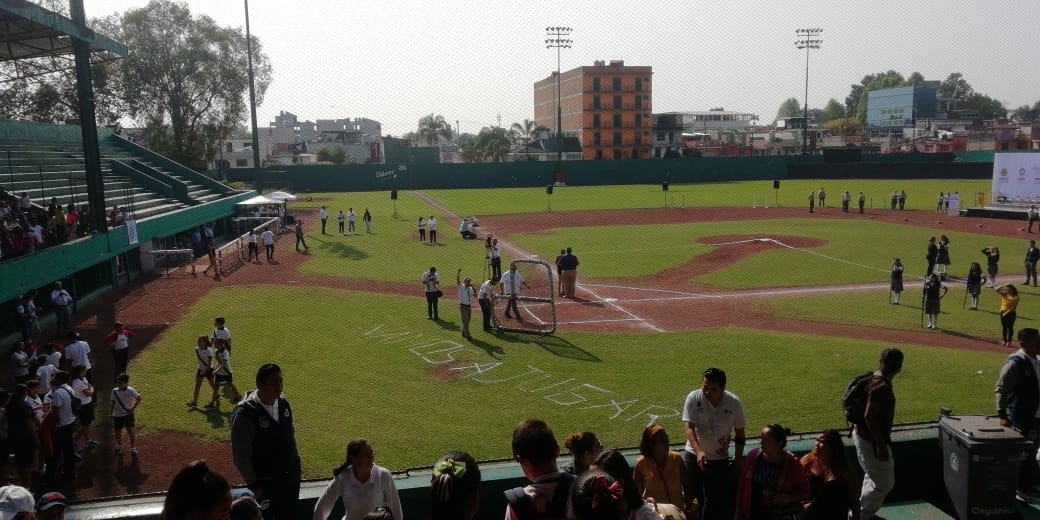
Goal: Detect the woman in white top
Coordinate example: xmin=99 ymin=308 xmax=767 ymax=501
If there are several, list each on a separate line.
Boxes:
xmin=188 ymin=336 xmax=216 ymax=409
xmin=313 ymin=438 xmax=403 ymax=520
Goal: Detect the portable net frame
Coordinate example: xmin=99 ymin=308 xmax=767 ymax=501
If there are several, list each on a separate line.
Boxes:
xmin=492 ymin=258 xmax=558 ymax=336
xmin=214 ymin=217 xmax=280 ymax=277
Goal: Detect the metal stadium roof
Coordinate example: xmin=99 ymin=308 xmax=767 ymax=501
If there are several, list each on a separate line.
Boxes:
xmin=0 ymin=0 xmax=127 ymax=63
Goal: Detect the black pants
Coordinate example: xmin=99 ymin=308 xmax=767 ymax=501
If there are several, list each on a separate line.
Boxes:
xmin=338 ymin=221 xmax=345 ymax=234
xmin=1015 ymin=421 xmax=1040 ymax=493
xmin=682 ymin=451 xmax=736 ymax=520
xmin=505 ymin=295 xmax=521 ymax=318
xmin=426 ymin=292 xmax=439 ymax=319
xmin=46 ymin=423 xmax=77 ymax=482
xmin=1027 ymin=261 xmax=1038 ymax=285
xmin=430 ymin=230 xmax=437 ymax=243
xmin=265 ymin=244 xmax=274 ymax=260
xmin=248 ymin=242 xmax=259 ymax=260
xmin=491 ymin=257 xmax=502 ymax=278
xmin=479 ymin=298 xmax=492 ymax=329
xmin=320 ymin=218 xmax=327 ymax=234
xmin=254 ymin=476 xmax=301 ymax=520
xmin=113 ymin=349 xmax=129 ymax=377
xmin=891 ymin=199 xmax=897 ymax=210
xmin=419 ymin=229 xmax=426 ymax=241
xmin=1002 ymin=311 xmax=1017 ymax=343
xmin=295 ymin=236 xmax=307 ymax=251
xmin=842 ymin=201 xmax=849 ymax=212
xmin=860 ymin=202 xmax=865 ymax=213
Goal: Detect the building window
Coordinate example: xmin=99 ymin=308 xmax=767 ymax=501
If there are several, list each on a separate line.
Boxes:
xmin=592 ymin=77 xmax=600 ymax=92
xmin=635 ymin=96 xmax=642 ymax=109
xmin=613 ymin=132 xmax=622 ymax=145
xmin=613 ymin=95 xmax=622 ymax=109
xmin=612 ymin=114 xmax=622 ymax=127
xmin=593 ymin=114 xmax=601 ymax=128
xmin=595 ymin=149 xmax=603 ymax=160
xmin=635 ymin=77 xmax=643 ymax=92
xmin=657 ymin=131 xmax=665 ymax=141
xmin=613 ymin=149 xmax=623 ymax=160
xmin=635 ymin=114 xmax=643 ymax=127
xmin=593 ymin=96 xmax=600 ymax=109
xmin=612 ymin=77 xmax=622 ymax=91
xmin=593 ymin=132 xmax=601 ymax=146
xmin=226 ymin=143 xmax=234 ymax=153
xmin=633 ymin=131 xmax=641 ymax=145
xmin=235 ymin=158 xmax=249 ymax=167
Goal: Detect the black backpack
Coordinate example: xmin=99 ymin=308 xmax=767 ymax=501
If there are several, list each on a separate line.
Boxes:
xmin=504 ymin=472 xmax=575 ymax=520
xmin=842 ymin=372 xmax=877 ymax=434
xmin=61 ymin=387 xmax=83 ymax=415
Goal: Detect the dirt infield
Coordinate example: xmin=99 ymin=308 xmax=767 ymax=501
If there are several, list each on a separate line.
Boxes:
xmin=51 ymin=203 xmax=1028 ymax=499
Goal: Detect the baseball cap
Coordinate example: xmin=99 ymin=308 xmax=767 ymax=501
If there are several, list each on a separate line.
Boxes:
xmin=0 ymin=485 xmax=36 ymax=520
xmin=36 ymin=492 xmax=67 ymax=513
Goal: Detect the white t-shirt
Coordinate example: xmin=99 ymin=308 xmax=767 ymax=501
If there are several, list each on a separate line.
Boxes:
xmin=50 ymin=384 xmax=77 ymax=427
xmin=112 ymin=332 xmax=130 ymax=351
xmin=422 ymin=271 xmax=440 ymax=293
xmin=261 ymin=230 xmax=275 ymax=245
xmin=248 ymin=233 xmax=257 ymax=244
xmin=458 ymin=284 xmax=474 ymax=305
xmin=71 ymin=377 xmax=95 ymax=405
xmin=682 ymin=389 xmax=746 ymax=460
xmin=65 ymin=340 xmax=92 ymax=370
xmin=319 ymin=208 xmax=328 ymax=220
xmin=490 ymin=243 xmax=501 ymax=259
xmin=311 ymin=464 xmax=403 ymax=520
xmin=36 ymin=364 xmax=57 ymax=394
xmin=195 ymin=346 xmax=214 ymax=371
xmin=214 ymin=349 xmax=232 ymax=376
xmin=111 ymin=386 xmax=141 ymax=417
xmin=478 ymin=280 xmax=494 ymax=299
xmin=26 ymin=395 xmax=44 ymax=423
xmin=43 ymin=351 xmax=61 ymax=368
xmin=429 ymin=217 xmax=438 ymax=231
xmin=213 ymin=327 xmax=232 ymax=344
xmin=12 ymin=351 xmax=28 ymax=377
xmin=502 ymin=271 xmax=526 ymax=295
xmin=347 ymin=210 xmax=356 ymax=222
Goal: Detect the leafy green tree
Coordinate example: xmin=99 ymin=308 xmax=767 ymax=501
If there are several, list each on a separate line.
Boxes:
xmin=963 ymin=94 xmax=1007 ymax=119
xmin=939 ymin=72 xmax=974 ymax=109
xmin=818 ymin=99 xmax=845 ymax=124
xmin=120 ymin=0 xmax=272 ymax=170
xmin=907 ymin=72 xmax=926 ymax=86
xmin=417 ymin=114 xmax=452 ymax=146
xmin=845 ymin=71 xmax=906 ymax=123
xmin=825 ymin=117 xmax=864 ymax=136
xmin=775 ymin=98 xmax=801 ymax=122
xmin=1011 ymin=102 xmax=1040 ymax=123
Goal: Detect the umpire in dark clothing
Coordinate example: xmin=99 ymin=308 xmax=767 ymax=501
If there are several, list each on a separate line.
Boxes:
xmin=231 ymin=364 xmax=302 ymax=520
xmin=996 ymin=328 xmax=1040 ymax=499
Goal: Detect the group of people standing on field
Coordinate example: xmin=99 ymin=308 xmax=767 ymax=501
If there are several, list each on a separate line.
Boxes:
xmin=889 ymin=235 xmax=1038 ymax=345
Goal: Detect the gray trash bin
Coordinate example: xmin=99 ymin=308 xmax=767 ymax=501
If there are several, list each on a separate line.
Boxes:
xmin=940 ymin=415 xmax=1031 ymax=519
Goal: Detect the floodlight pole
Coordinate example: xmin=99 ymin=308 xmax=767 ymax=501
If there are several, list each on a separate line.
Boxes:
xmin=245 ymin=0 xmax=263 ymax=193
xmin=795 ymin=28 xmax=822 ymax=156
xmin=546 ymin=27 xmax=572 ymax=164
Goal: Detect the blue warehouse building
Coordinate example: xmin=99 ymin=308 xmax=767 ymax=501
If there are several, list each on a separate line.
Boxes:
xmin=866 ymin=83 xmax=939 ymax=132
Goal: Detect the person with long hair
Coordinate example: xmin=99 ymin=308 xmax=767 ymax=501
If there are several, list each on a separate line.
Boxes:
xmin=160 ymin=460 xmax=231 ymax=520
xmin=983 ymin=246 xmax=1001 ymax=288
xmin=936 ymin=235 xmax=952 ymax=281
xmin=997 ymin=284 xmax=1020 ymax=348
xmin=800 ymin=429 xmax=857 ymax=520
xmin=925 ymin=237 xmax=938 ymax=279
xmin=592 ymin=450 xmax=659 ymax=520
xmin=562 ymin=431 xmax=603 ymax=475
xmin=313 ymin=439 xmax=403 ymax=520
xmin=430 ymin=450 xmax=481 ymax=520
xmin=966 ymin=262 xmax=986 ymax=310
xmin=633 ymin=424 xmax=690 ymax=513
xmin=734 ymin=424 xmax=810 ymax=520
xmin=188 ymin=336 xmax=217 ymax=410
xmin=889 ymin=258 xmax=904 ymax=305
xmin=571 ymin=470 xmax=627 ymax=520
xmin=922 ymin=274 xmax=948 ymax=330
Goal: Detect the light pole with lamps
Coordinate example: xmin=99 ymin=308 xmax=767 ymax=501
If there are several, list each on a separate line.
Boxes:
xmin=795 ymin=28 xmax=822 ymax=155
xmin=545 ymin=27 xmax=572 ymax=163
xmin=244 ymin=0 xmax=263 ymax=192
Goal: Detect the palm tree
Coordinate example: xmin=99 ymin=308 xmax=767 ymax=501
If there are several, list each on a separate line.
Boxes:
xmin=417 ymin=114 xmax=453 ymax=146
xmin=510 ymin=119 xmax=538 ymax=160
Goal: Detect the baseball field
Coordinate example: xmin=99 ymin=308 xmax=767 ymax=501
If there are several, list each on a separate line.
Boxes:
xmin=68 ymin=177 xmax=1026 ymax=498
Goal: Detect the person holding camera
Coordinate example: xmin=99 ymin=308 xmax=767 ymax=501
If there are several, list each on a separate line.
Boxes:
xmin=422 ymin=267 xmax=441 ymax=320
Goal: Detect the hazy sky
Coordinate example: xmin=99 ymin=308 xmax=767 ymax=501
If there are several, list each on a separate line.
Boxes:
xmin=92 ymin=1 xmax=1040 ymax=137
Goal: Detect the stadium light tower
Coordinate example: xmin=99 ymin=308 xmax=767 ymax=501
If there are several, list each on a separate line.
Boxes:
xmin=245 ymin=0 xmax=263 ymax=192
xmin=795 ymin=28 xmax=822 ymax=155
xmin=545 ymin=27 xmax=572 ymax=163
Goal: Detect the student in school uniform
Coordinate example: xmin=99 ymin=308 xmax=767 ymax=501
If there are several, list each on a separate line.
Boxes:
xmin=111 ymin=372 xmax=141 ymax=456
xmin=188 ymin=336 xmax=217 ymax=410
xmin=212 ymin=317 xmax=232 ymax=353
xmin=213 ymin=339 xmax=242 ymax=404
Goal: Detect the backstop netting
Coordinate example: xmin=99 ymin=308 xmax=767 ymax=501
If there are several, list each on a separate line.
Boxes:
xmin=492 ymin=258 xmax=557 ymax=336
xmin=215 ymin=217 xmax=280 ymax=277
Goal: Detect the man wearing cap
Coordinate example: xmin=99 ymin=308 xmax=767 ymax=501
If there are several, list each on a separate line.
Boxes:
xmin=231 ymin=364 xmax=301 ymax=520
xmin=36 ymin=492 xmax=67 ymax=520
xmin=995 ymin=328 xmax=1040 ymax=501
xmin=854 ymin=347 xmax=903 ymax=520
xmin=559 ymin=247 xmax=579 ymax=298
xmin=0 ymin=485 xmax=36 ymax=520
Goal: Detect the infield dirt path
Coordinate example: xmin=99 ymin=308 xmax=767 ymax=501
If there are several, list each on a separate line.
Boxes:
xmin=53 ymin=202 xmax=1030 ymax=499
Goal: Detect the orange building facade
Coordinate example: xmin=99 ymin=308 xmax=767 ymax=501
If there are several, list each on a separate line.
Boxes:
xmin=534 ymin=60 xmax=652 ymax=160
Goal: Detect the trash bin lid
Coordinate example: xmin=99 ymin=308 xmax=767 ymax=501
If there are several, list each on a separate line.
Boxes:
xmin=940 ymin=415 xmax=1024 ymax=441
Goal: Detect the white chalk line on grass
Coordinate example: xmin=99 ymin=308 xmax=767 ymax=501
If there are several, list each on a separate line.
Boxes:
xmin=580 ymin=281 xmax=890 ymax=304
xmin=702 ymin=237 xmax=892 ymax=277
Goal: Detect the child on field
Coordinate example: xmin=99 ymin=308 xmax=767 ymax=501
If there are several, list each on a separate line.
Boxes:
xmin=188 ymin=336 xmax=216 ymax=410
xmin=111 ymin=372 xmax=141 ymax=456
xmin=212 ymin=339 xmax=242 ymax=404
xmin=212 ymin=317 xmax=232 ymax=353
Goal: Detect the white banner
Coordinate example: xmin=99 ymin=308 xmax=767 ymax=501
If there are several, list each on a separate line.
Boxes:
xmin=992 ymin=153 xmax=1040 ymax=201
xmin=947 ymin=193 xmax=960 ymax=215
xmin=126 ymin=219 xmax=139 ymax=245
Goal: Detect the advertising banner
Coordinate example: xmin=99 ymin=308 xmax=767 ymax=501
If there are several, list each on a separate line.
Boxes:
xmin=992 ymin=153 xmax=1040 ymax=201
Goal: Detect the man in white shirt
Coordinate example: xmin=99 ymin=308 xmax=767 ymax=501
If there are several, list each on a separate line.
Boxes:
xmin=501 ymin=264 xmax=529 ymax=320
xmin=336 ymin=210 xmax=345 ymax=235
xmin=682 ymin=367 xmax=746 ymax=520
xmin=46 ymin=370 xmax=79 ymax=482
xmin=478 ymin=276 xmax=499 ymax=331
xmin=456 ymin=269 xmax=475 ymax=340
xmin=428 ymin=215 xmax=438 ymax=243
xmin=63 ymin=332 xmax=92 ymax=377
xmin=422 ymin=267 xmax=441 ymax=320
xmin=318 ymin=206 xmax=328 ymax=235
xmin=347 ymin=208 xmax=356 ymax=234
xmin=261 ymin=228 xmax=276 ymax=261
xmin=49 ymin=281 xmax=74 ymax=335
xmin=489 ymin=238 xmax=502 ymax=278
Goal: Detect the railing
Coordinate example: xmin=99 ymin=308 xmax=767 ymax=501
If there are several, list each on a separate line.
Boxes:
xmin=214 ymin=217 xmax=280 ymax=278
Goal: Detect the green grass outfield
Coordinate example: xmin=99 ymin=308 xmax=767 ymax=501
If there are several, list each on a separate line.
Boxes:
xmin=128 ymin=286 xmax=1001 ymax=477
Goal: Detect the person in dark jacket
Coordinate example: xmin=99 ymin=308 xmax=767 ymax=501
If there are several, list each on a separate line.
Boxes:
xmin=230 ymin=364 xmax=301 ymax=520
xmin=996 ymin=328 xmax=1040 ymax=501
xmin=983 ymin=246 xmax=1001 ymax=288
xmin=1025 ymin=240 xmax=1040 ymax=286
xmin=925 ymin=237 xmax=939 ymax=280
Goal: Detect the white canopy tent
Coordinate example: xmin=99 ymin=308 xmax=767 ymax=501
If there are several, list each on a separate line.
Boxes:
xmin=236 ymin=194 xmax=283 ymax=206
xmin=266 ymin=191 xmax=297 ymax=201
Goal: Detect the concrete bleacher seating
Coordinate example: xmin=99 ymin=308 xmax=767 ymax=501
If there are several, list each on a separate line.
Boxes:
xmin=1 ymin=137 xmax=226 ymax=222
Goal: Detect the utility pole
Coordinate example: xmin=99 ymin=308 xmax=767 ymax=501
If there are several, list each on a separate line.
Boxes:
xmin=245 ymin=0 xmax=263 ymax=192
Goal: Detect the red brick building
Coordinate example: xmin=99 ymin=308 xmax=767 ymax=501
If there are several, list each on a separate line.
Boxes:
xmin=534 ymin=60 xmax=653 ymax=160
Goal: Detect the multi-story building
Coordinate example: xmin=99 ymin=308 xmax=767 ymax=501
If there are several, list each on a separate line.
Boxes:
xmin=865 ymin=83 xmax=939 ymax=132
xmin=534 ymin=60 xmax=652 ymax=160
